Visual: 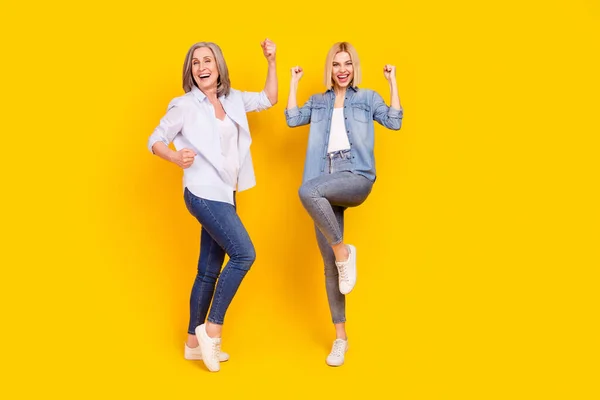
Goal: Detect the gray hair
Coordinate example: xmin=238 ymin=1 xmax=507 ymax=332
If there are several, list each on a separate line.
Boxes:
xmin=182 ymin=42 xmax=231 ymax=97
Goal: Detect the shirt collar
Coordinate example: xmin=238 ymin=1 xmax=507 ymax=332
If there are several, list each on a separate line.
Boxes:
xmin=191 ymin=85 xmax=225 ymax=102
xmin=326 ymin=85 xmax=358 ymax=94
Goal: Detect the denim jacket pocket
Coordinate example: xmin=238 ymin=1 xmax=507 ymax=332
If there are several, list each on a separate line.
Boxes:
xmin=311 ymin=103 xmax=327 ymax=123
xmin=352 ymin=103 xmax=371 ymax=123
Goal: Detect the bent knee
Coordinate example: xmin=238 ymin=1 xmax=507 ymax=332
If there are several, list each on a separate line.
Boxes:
xmin=232 ymin=244 xmax=256 ymax=270
xmin=298 ymin=183 xmax=319 ymax=205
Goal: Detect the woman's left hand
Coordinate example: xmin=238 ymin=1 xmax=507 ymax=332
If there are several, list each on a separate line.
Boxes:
xmin=383 ymin=64 xmax=396 ymax=83
xmin=261 ymin=38 xmax=277 ymax=62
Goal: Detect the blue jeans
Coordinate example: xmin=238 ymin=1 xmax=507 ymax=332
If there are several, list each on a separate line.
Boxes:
xmin=184 ymin=188 xmax=256 ymax=332
xmin=298 ymin=150 xmax=373 ymax=323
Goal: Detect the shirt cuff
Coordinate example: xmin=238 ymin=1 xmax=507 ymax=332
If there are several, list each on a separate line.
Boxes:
xmin=147 ymin=136 xmax=168 ymax=154
xmin=258 ymin=90 xmax=272 ymax=111
xmin=285 ymin=106 xmax=301 ymax=119
xmin=388 ymin=107 xmax=404 ymax=118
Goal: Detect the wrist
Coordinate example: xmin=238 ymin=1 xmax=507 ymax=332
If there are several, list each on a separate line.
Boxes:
xmin=167 ymin=150 xmax=176 ymax=163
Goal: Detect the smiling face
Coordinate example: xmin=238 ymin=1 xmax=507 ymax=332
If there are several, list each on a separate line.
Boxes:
xmin=191 ymin=47 xmax=219 ymax=91
xmin=331 ymin=51 xmax=354 ymax=89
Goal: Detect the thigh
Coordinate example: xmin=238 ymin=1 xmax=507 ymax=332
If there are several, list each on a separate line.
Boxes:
xmin=303 ymin=172 xmax=373 ymax=208
xmin=185 ymin=189 xmax=253 ymax=257
xmin=198 ymin=226 xmax=226 ymax=274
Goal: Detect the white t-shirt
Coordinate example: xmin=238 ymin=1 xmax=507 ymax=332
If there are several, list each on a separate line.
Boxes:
xmin=327 ymin=107 xmax=351 ymax=153
xmin=216 ymin=114 xmax=240 ymax=189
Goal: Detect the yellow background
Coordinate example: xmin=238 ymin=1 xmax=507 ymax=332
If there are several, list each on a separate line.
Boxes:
xmin=1 ymin=0 xmax=599 ymax=398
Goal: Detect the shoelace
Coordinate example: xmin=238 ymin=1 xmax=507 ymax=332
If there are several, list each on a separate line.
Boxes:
xmin=338 ymin=262 xmax=348 ymax=282
xmin=330 ymin=341 xmax=346 ymax=358
xmin=212 ymin=341 xmax=221 ymax=361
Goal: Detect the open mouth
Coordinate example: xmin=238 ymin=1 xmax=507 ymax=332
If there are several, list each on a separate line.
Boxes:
xmin=337 ymin=74 xmax=349 ymax=82
xmin=199 ymin=73 xmax=211 ymax=80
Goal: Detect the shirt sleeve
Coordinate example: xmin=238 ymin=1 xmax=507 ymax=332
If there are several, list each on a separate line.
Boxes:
xmin=241 ymin=90 xmax=272 ymax=112
xmin=147 ymin=99 xmax=185 ymax=154
xmin=285 ymin=96 xmax=313 ymax=127
xmin=372 ymin=91 xmax=403 ymax=131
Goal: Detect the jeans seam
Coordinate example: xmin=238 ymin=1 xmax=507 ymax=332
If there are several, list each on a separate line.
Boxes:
xmin=210 ymin=261 xmax=230 ymax=323
xmin=199 ymin=199 xmax=239 ymax=260
xmin=198 ymin=198 xmax=238 ymax=324
xmin=312 ymin=184 xmax=342 ymax=244
xmin=196 ymin=236 xmax=215 ymax=327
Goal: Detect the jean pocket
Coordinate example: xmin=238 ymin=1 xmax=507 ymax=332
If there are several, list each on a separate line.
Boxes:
xmin=352 ymin=103 xmax=371 ymax=123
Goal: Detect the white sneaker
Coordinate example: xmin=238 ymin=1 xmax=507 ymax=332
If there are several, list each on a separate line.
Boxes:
xmin=326 ymin=338 xmax=349 ymax=366
xmin=184 ymin=343 xmax=229 ymax=362
xmin=335 ymin=244 xmax=357 ymax=294
xmin=195 ymin=324 xmax=221 ymax=372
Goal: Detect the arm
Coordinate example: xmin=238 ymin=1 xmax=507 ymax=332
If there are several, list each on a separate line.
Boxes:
xmin=373 ymin=64 xmax=403 ymax=130
xmin=150 ymin=142 xmax=196 ymax=169
xmin=241 ymin=39 xmax=278 ymax=112
xmin=385 ymin=64 xmax=402 ymax=110
xmin=284 ymin=66 xmax=312 ymax=127
xmin=147 ymin=102 xmax=196 ymax=169
xmin=261 ymin=38 xmax=278 ymax=106
xmin=287 ymin=66 xmax=302 ymax=110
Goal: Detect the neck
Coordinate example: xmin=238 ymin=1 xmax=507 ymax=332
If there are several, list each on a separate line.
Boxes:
xmin=334 ymin=85 xmax=347 ymax=97
xmin=201 ymin=86 xmax=219 ymax=101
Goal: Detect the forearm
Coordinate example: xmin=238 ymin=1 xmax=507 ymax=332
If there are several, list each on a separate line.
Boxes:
xmin=264 ymin=60 xmax=278 ymax=105
xmin=151 ymin=141 xmax=176 ymax=164
xmin=389 ymin=79 xmax=402 ymax=110
xmin=287 ymin=80 xmax=299 ymax=110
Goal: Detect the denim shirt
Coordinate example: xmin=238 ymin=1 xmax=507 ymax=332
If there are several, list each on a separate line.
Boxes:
xmin=284 ymin=86 xmax=403 ymax=183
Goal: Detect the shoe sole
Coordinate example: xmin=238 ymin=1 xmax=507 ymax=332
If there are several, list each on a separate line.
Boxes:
xmin=184 ymin=355 xmax=229 ymax=362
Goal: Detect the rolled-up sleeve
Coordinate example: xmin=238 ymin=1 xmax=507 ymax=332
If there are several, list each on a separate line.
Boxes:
xmin=372 ymin=91 xmax=403 ymax=131
xmin=147 ymin=99 xmax=184 ymax=153
xmin=241 ymin=90 xmax=272 ymax=112
xmin=285 ymin=96 xmax=313 ymax=127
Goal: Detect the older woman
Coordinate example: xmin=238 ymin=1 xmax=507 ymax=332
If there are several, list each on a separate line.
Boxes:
xmin=285 ymin=41 xmax=402 ymax=366
xmin=148 ymin=39 xmax=277 ymax=372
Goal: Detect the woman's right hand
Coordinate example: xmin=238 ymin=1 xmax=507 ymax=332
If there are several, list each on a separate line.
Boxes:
xmin=171 ymin=148 xmax=196 ymax=169
xmin=290 ymin=66 xmax=303 ymax=83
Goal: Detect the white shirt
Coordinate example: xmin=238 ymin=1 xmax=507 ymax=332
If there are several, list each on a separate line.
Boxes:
xmin=327 ymin=108 xmax=351 ymax=153
xmin=216 ymin=114 xmax=239 ymax=189
xmin=148 ymin=86 xmax=272 ymax=205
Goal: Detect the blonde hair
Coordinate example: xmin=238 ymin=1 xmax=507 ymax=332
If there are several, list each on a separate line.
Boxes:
xmin=182 ymin=42 xmax=231 ymax=97
xmin=324 ymin=42 xmax=361 ymax=89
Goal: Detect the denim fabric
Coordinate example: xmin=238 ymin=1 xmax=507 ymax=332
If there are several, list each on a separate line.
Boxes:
xmin=298 ymin=152 xmax=373 ymax=323
xmin=184 ymin=188 xmax=256 ymax=330
xmin=285 ymin=86 xmax=403 ymax=184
